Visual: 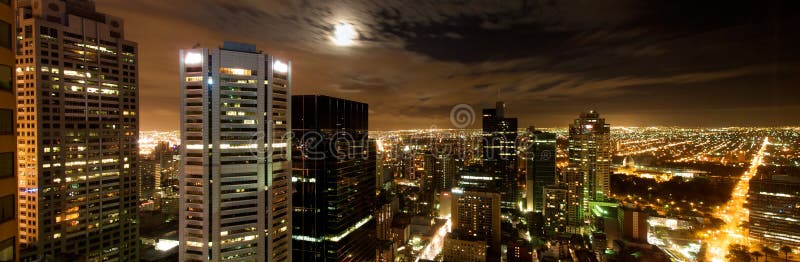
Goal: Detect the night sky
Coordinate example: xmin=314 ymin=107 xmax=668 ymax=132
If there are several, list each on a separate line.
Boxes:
xmin=95 ymin=0 xmax=800 ymax=131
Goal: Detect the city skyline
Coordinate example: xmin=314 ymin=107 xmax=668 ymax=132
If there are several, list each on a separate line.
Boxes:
xmin=3 ymin=1 xmax=800 ymax=262
xmin=92 ymin=0 xmax=800 ymax=131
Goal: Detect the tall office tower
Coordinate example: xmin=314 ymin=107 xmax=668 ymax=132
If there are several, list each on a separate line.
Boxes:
xmin=137 ymin=158 xmax=158 ymax=201
xmin=747 ymin=174 xmax=800 ymax=250
xmin=291 ymin=95 xmax=376 ymax=261
xmin=542 ymin=185 xmax=568 ymax=234
xmin=423 ymin=152 xmax=456 ymax=193
xmin=375 ymin=199 xmax=393 ymax=241
xmin=15 ymin=0 xmax=139 ymax=260
xmin=482 ymin=102 xmax=518 ymax=209
xmin=153 ymin=141 xmax=180 ymax=183
xmin=524 ymin=128 xmax=556 ymax=213
xmin=565 ymin=110 xmax=610 ymax=233
xmin=451 ymin=189 xmax=501 ymax=259
xmin=0 ymin=0 xmax=15 ymax=261
xmin=178 ymin=42 xmax=292 ymax=261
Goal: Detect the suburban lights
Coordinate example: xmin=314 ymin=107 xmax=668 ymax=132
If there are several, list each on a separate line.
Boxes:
xmin=273 ymin=60 xmax=288 ymax=73
xmin=185 ymin=52 xmax=202 ymax=64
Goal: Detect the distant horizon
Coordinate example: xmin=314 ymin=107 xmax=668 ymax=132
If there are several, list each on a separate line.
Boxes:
xmin=139 ymin=125 xmax=800 ymax=133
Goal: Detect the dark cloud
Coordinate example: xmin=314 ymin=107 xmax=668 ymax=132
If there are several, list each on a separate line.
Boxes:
xmin=472 ymin=83 xmax=492 ymax=90
xmin=94 ymin=0 xmax=800 ymax=131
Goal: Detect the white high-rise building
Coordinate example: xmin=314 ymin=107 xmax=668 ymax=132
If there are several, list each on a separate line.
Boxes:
xmin=179 ymin=42 xmax=291 ymax=262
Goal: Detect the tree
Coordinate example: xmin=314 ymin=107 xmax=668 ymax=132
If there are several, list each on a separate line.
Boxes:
xmin=761 ymin=245 xmax=778 ymax=258
xmin=780 ymin=245 xmax=792 ymax=262
xmin=726 ymin=244 xmax=751 ymax=262
xmin=763 ymin=245 xmax=780 ymax=259
xmin=751 ymin=251 xmax=763 ymax=262
xmin=693 ymin=243 xmax=708 ymax=262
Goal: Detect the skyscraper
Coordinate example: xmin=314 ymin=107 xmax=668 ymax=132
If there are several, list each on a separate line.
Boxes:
xmin=15 ymin=0 xmax=139 ymax=260
xmin=482 ymin=102 xmax=518 ymax=209
xmin=0 ymin=0 xmax=15 ymax=261
xmin=451 ymin=189 xmax=501 ymax=259
xmin=565 ymin=110 xmax=611 ymax=233
xmin=291 ymin=95 xmax=376 ymax=261
xmin=542 ymin=185 xmax=568 ymax=234
xmin=178 ymin=42 xmax=292 ymax=261
xmin=524 ymin=128 xmax=556 ymax=213
xmin=424 ymin=151 xmax=456 ymax=193
xmin=137 ymin=157 xmax=159 ymax=201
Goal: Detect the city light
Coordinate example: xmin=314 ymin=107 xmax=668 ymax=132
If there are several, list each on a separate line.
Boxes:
xmin=155 ymin=239 xmax=179 ymax=251
xmin=184 ymin=52 xmax=202 ymax=64
xmin=273 ymin=60 xmax=288 ymax=73
xmin=9 ymin=1 xmax=799 ymax=262
xmin=705 ymin=137 xmax=770 ymax=262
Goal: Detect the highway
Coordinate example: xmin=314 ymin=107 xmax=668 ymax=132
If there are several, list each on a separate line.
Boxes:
xmin=705 ymin=137 xmax=769 ymax=262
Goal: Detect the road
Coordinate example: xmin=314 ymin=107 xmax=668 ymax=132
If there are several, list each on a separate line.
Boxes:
xmin=705 ymin=137 xmax=769 ymax=262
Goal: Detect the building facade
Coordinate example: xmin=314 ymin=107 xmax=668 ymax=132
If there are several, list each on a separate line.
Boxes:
xmin=618 ymin=207 xmax=648 ymax=243
xmin=423 ymin=152 xmax=456 ymax=194
xmin=137 ymin=158 xmax=158 ymax=202
xmin=565 ymin=110 xmax=611 ymax=233
xmin=747 ymin=174 xmax=800 ymax=249
xmin=482 ymin=102 xmax=518 ymax=209
xmin=15 ymin=0 xmax=139 ymax=260
xmin=0 ymin=0 xmax=15 ymax=260
xmin=524 ymin=128 xmax=556 ymax=213
xmin=542 ymin=185 xmax=568 ymax=234
xmin=291 ymin=95 xmax=376 ymax=261
xmin=179 ymin=42 xmax=292 ymax=261
xmin=506 ymin=239 xmax=534 ymax=262
xmin=443 ymin=231 xmax=487 ymax=262
xmin=451 ymin=189 xmax=501 ymax=259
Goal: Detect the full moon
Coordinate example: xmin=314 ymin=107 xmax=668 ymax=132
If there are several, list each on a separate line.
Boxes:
xmin=332 ymin=23 xmax=357 ymax=46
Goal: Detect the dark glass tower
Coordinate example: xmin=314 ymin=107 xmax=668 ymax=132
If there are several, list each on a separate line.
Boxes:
xmin=482 ymin=102 xmax=518 ymax=209
xmin=291 ymin=95 xmax=376 ymax=261
xmin=525 ymin=129 xmax=557 ymax=213
xmin=424 ymin=151 xmax=456 ymax=193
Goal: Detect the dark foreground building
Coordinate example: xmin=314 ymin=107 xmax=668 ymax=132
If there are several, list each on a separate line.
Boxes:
xmin=747 ymin=174 xmax=800 ymax=250
xmin=482 ymin=102 xmax=518 ymax=209
xmin=291 ymin=95 xmax=377 ymax=261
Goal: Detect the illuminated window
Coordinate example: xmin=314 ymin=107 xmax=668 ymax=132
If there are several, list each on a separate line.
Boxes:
xmin=273 ymin=60 xmax=288 ymax=73
xmin=220 ymin=67 xmax=253 ymax=76
xmin=185 ymin=76 xmax=203 ymax=82
xmin=185 ymin=52 xmax=202 ymax=64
